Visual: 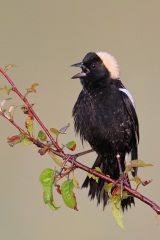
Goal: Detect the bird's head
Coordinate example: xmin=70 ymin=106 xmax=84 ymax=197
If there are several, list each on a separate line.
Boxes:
xmin=71 ymin=52 xmax=120 ymax=87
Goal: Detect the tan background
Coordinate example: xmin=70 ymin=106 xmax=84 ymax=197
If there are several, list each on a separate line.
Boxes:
xmin=0 ymin=0 xmax=160 ymax=239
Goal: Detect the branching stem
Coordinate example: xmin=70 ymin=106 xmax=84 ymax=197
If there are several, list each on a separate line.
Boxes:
xmin=0 ymin=67 xmax=62 ymax=152
xmin=0 ymin=66 xmax=160 ymax=215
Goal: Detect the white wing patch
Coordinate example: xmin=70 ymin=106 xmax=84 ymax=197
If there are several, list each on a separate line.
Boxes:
xmin=119 ymin=88 xmax=136 ymax=108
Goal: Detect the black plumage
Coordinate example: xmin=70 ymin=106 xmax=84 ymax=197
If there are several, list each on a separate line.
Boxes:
xmin=72 ymin=52 xmax=139 ymax=211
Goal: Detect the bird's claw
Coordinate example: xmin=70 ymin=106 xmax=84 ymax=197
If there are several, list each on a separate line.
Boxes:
xmin=111 ymin=174 xmax=129 ymax=198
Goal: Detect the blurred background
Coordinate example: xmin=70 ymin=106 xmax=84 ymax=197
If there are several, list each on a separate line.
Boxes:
xmin=0 ymin=0 xmax=160 ymax=239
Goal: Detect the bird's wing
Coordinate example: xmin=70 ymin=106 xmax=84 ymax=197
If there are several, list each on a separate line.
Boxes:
xmin=119 ymin=87 xmax=139 ymax=176
xmin=119 ymin=88 xmax=136 ymax=108
xmin=119 ymin=88 xmax=139 ymax=142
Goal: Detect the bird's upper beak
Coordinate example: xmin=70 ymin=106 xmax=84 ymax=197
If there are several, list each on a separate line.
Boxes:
xmin=71 ymin=62 xmax=89 ymax=79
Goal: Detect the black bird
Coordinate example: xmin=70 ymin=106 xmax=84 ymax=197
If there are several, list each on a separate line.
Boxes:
xmin=71 ymin=52 xmax=139 ymax=211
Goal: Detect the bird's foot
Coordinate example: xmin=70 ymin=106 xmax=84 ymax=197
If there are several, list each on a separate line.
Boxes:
xmin=111 ymin=153 xmax=129 ymax=198
xmin=111 ymin=174 xmax=129 ymax=198
xmin=59 ymin=154 xmax=76 ymax=176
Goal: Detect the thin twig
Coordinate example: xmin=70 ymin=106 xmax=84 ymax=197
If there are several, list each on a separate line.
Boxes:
xmin=56 ymin=166 xmax=76 ymax=181
xmin=75 ymin=149 xmax=94 ymax=158
xmin=0 ymin=67 xmax=62 ymax=152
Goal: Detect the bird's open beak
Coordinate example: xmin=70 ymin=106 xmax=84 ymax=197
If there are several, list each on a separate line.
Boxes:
xmin=71 ymin=62 xmax=89 ymax=79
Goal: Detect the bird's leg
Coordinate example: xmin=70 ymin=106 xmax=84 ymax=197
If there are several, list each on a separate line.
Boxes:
xmin=112 ymin=153 xmax=129 ymax=198
xmin=59 ymin=154 xmax=76 ymax=176
xmin=116 ymin=153 xmax=123 ymax=198
xmin=116 ymin=153 xmax=123 ymax=178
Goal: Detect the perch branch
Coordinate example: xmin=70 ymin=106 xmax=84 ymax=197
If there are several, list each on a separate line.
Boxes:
xmin=0 ymin=66 xmax=160 ymax=215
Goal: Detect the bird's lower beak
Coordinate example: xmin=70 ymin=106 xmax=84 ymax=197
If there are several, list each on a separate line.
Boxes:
xmin=71 ymin=62 xmax=89 ymax=79
xmin=71 ymin=72 xmax=87 ymax=79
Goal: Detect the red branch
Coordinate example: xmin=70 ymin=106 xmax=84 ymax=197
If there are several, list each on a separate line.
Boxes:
xmin=0 ymin=67 xmax=62 ymax=152
xmin=72 ymin=160 xmax=160 ymax=214
xmin=0 ymin=67 xmax=160 ymax=215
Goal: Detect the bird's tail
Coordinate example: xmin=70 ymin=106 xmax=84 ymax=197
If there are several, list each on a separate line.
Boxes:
xmin=131 ymin=146 xmax=138 ymax=176
xmin=82 ymin=154 xmax=134 ymax=211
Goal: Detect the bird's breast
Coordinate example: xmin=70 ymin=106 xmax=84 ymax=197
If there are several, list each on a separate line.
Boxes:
xmin=73 ymin=88 xmax=134 ymax=155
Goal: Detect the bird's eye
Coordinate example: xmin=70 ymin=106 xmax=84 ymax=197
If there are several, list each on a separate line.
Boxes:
xmin=91 ymin=64 xmax=96 ymax=68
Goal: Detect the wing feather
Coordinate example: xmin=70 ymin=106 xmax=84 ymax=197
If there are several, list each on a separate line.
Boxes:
xmin=119 ymin=88 xmax=139 ymax=176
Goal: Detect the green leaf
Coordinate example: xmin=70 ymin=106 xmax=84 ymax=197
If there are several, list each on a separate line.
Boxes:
xmin=38 ymin=130 xmax=47 ymax=142
xmin=48 ymin=151 xmax=63 ymax=167
xmin=2 ymin=108 xmax=7 ymax=113
xmin=72 ymin=172 xmax=80 ymax=189
xmin=4 ymin=64 xmax=17 ymax=72
xmin=39 ymin=168 xmax=60 ymax=211
xmin=131 ymin=160 xmax=153 ymax=167
xmin=104 ymin=183 xmax=113 ymax=194
xmin=59 ymin=123 xmax=70 ymax=134
xmin=124 ymin=165 xmax=134 ymax=174
xmin=5 ymin=85 xmax=13 ymax=95
xmin=87 ymin=172 xmax=99 ymax=183
xmin=31 ymin=83 xmax=39 ymax=89
xmin=61 ymin=180 xmax=78 ymax=210
xmin=64 ymin=141 xmax=76 ymax=151
xmin=108 ymin=194 xmax=121 ymax=203
xmin=43 ymin=186 xmax=53 ymax=203
xmin=112 ymin=200 xmax=125 ymax=231
xmin=7 ymin=134 xmax=32 ymax=147
xmin=50 ymin=128 xmax=60 ymax=137
xmin=48 ymin=201 xmax=60 ymax=211
xmin=25 ymin=116 xmax=33 ymax=135
xmin=122 ymin=192 xmax=130 ymax=199
xmin=25 ymin=83 xmax=39 ymax=96
xmin=95 ymin=167 xmax=102 ymax=173
xmin=87 ymin=167 xmax=101 ymax=183
xmin=20 ymin=137 xmax=32 ymax=146
xmin=39 ymin=168 xmax=56 ymax=186
xmin=134 ymin=176 xmax=142 ymax=185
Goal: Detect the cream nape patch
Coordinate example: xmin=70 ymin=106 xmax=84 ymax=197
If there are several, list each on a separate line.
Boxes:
xmin=96 ymin=52 xmax=120 ymax=79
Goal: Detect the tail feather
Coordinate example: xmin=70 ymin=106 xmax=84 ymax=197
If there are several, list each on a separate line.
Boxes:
xmin=131 ymin=146 xmax=138 ymax=176
xmin=82 ymin=154 xmax=134 ymax=211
